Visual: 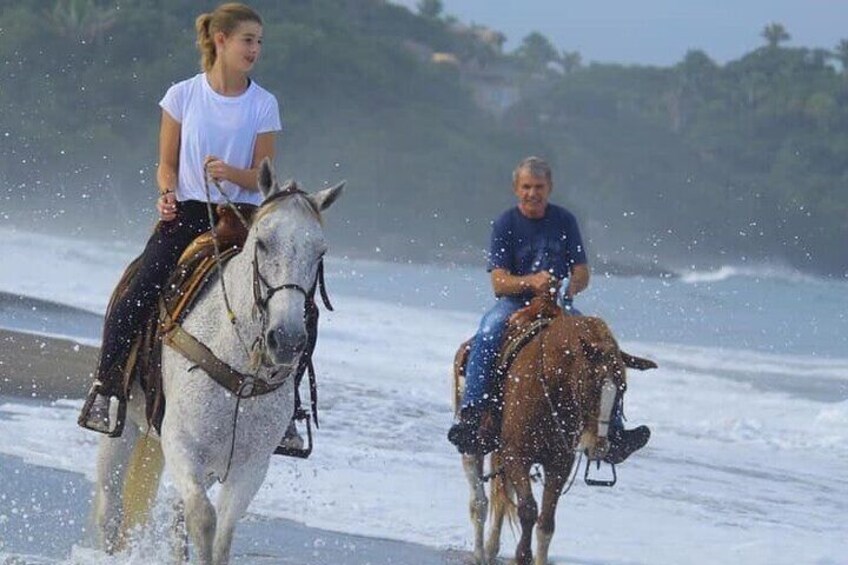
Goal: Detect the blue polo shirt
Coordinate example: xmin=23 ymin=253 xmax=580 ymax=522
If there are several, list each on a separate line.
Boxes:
xmin=487 ymin=205 xmax=587 ymax=288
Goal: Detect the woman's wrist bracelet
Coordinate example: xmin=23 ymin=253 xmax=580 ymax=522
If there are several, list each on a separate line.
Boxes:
xmin=159 ymin=188 xmax=175 ymax=196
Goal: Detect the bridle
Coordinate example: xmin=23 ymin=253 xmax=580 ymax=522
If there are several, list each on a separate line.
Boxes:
xmin=196 ymin=173 xmax=334 ymax=478
xmin=200 ymin=174 xmax=334 ymax=371
xmin=250 ymin=237 xmax=333 ymax=366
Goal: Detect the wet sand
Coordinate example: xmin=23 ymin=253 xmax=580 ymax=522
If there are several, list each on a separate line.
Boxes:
xmin=0 ymin=328 xmax=98 ymax=400
xmin=0 ymin=451 xmax=465 ymax=564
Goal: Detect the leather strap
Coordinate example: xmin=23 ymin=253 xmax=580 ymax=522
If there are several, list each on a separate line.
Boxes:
xmin=163 ymin=324 xmax=286 ymax=398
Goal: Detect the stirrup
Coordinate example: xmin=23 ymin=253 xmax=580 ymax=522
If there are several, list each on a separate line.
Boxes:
xmin=274 ymin=408 xmax=312 ymax=458
xmin=583 ymin=458 xmax=617 ymax=487
xmin=78 ymin=382 xmax=127 ymax=437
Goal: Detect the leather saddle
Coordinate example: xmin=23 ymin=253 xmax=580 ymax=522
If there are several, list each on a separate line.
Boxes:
xmin=454 ymin=300 xmax=561 ymax=450
xmin=110 ymin=204 xmax=256 ymax=432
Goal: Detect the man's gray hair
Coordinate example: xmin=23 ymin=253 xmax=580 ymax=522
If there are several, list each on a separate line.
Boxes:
xmin=513 ymin=156 xmax=552 ymax=185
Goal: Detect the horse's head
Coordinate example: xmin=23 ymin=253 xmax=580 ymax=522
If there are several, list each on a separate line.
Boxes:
xmin=568 ymin=317 xmax=656 ymax=458
xmin=248 ymin=158 xmax=344 ymax=368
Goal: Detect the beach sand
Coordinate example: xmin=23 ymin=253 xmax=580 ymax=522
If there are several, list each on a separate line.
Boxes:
xmin=0 ymin=329 xmax=97 ymax=400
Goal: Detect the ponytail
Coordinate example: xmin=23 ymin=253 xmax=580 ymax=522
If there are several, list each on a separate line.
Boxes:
xmin=194 ymin=4 xmax=263 ymax=72
xmin=195 ymin=14 xmax=216 ymax=72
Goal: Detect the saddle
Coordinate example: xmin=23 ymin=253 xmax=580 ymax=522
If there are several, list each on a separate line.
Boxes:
xmin=454 ymin=299 xmax=562 ymax=451
xmin=456 ymin=299 xmax=560 ymax=387
xmin=106 ymin=205 xmax=256 ymax=433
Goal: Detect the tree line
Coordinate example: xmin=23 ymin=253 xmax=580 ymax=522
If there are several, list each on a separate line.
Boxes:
xmin=1 ymin=1 xmax=845 ymax=276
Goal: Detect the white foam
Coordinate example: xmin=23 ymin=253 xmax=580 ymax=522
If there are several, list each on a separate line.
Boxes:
xmin=677 ymin=262 xmax=820 ymax=285
xmin=1 ymin=295 xmax=847 ymax=563
xmin=1 ymin=227 xmax=847 ymax=563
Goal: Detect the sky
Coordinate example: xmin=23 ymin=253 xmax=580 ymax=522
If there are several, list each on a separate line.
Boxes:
xmin=393 ymin=0 xmax=847 ymax=66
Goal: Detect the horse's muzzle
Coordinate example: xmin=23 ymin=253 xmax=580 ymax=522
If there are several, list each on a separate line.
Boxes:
xmin=266 ymin=326 xmax=307 ymax=367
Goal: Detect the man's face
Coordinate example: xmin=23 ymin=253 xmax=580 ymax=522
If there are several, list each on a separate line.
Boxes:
xmin=513 ymin=170 xmax=551 ymax=219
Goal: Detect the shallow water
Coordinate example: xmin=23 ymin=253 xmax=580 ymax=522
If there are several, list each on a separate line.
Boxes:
xmin=0 ymin=227 xmax=846 ymax=564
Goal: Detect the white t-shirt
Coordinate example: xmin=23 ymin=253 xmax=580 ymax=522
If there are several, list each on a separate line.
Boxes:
xmin=159 ymin=73 xmax=282 ymax=205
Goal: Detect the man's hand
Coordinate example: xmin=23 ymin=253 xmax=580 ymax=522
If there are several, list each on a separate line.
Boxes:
xmin=157 ymin=191 xmax=177 ymax=221
xmin=508 ymin=308 xmax=534 ymax=326
xmin=524 ymin=271 xmax=559 ymax=297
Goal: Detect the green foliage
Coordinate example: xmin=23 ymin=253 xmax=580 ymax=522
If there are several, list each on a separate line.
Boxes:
xmin=514 ymin=31 xmax=559 ymax=73
xmin=0 ymin=2 xmax=845 ymax=275
xmin=511 ymin=41 xmax=847 ymax=275
xmin=416 ymin=0 xmax=442 ymax=19
xmin=761 ymin=22 xmax=791 ymax=48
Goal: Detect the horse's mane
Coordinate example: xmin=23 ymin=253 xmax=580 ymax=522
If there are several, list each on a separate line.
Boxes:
xmin=253 ymin=180 xmax=322 ymax=225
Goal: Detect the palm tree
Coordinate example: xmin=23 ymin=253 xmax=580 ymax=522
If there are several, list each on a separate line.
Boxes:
xmin=560 ymin=50 xmax=582 ymax=73
xmin=515 ymin=32 xmax=559 ymax=73
xmin=761 ymin=22 xmax=790 ymax=49
xmin=834 ymin=39 xmax=848 ymax=74
xmin=49 ymin=0 xmax=117 ymax=45
xmin=417 ymin=0 xmax=443 ymax=19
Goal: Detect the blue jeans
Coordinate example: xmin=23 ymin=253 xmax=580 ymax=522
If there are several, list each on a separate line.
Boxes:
xmin=462 ymin=292 xmax=590 ymax=413
xmin=462 ymin=296 xmax=527 ymax=409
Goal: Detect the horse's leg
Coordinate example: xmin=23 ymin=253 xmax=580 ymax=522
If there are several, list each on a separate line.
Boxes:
xmin=535 ymin=456 xmax=573 ymax=565
xmin=169 ymin=497 xmax=189 ymax=564
xmin=92 ymin=423 xmax=139 ymax=553
xmin=212 ymin=460 xmax=269 ymax=565
xmin=485 ymin=453 xmax=507 ymax=563
xmin=462 ymin=453 xmax=487 ymax=563
xmin=167 ymin=457 xmax=216 ymax=565
xmin=507 ymin=464 xmax=537 ymax=565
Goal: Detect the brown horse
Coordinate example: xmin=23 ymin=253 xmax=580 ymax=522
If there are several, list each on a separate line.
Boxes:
xmin=453 ymin=297 xmax=656 ymax=565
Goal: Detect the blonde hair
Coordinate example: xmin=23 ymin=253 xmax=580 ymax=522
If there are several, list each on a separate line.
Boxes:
xmin=195 ymin=3 xmax=263 ymax=72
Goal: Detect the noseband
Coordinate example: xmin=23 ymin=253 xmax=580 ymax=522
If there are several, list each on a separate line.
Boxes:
xmin=250 ymin=186 xmax=334 ymax=319
xmin=252 ymin=244 xmax=310 ymax=314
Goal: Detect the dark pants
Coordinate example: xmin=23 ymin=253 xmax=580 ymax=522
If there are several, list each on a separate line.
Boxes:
xmin=96 ymin=201 xmax=217 ymax=393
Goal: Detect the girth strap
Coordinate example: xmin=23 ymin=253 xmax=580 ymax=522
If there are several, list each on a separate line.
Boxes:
xmin=162 ymin=324 xmax=285 ymax=398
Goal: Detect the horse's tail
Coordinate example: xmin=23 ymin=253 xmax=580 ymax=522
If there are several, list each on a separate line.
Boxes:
xmin=452 ymin=339 xmax=472 ymax=416
xmin=488 ymin=451 xmax=518 ymax=529
xmin=119 ymin=433 xmax=165 ymax=547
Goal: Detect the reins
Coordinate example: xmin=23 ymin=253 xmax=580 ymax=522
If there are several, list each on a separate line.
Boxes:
xmin=535 ymin=316 xmax=583 ymax=497
xmin=199 ymin=169 xmax=330 ymax=481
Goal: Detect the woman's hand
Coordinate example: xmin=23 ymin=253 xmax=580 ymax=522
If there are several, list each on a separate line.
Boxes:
xmin=157 ymin=191 xmax=177 ymax=221
xmin=204 ymin=155 xmax=232 ymax=183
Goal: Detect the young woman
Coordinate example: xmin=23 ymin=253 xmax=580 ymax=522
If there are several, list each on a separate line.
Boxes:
xmin=79 ymin=3 xmax=281 ymax=434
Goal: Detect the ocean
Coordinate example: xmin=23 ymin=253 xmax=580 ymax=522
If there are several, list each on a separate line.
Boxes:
xmin=0 ymin=226 xmax=846 ymax=564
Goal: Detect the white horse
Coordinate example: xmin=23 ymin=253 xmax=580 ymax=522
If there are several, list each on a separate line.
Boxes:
xmin=92 ymin=158 xmax=343 ymax=564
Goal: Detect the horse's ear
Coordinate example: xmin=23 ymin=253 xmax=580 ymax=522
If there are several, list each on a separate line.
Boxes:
xmin=310 ymin=180 xmax=345 ymax=212
xmin=621 ymin=351 xmax=658 ymax=371
xmin=258 ymin=157 xmax=277 ymax=199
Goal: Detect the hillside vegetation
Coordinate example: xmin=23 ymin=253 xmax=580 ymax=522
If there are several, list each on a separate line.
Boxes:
xmin=1 ymin=1 xmax=845 ymax=276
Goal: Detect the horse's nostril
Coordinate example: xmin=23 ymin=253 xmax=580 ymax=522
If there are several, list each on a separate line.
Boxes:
xmin=266 ymin=330 xmax=278 ymax=351
xmin=266 ymin=329 xmax=307 ymax=363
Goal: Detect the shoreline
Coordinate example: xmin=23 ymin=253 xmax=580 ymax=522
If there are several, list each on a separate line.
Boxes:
xmin=0 ymin=328 xmax=97 ymax=400
xmin=0 ymin=328 xmax=465 ymax=564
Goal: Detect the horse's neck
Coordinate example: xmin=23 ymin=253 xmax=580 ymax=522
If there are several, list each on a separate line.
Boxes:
xmin=181 ymin=238 xmax=259 ymax=362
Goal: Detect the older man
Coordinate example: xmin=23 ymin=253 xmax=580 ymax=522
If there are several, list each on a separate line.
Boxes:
xmin=448 ymin=156 xmax=650 ymax=460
